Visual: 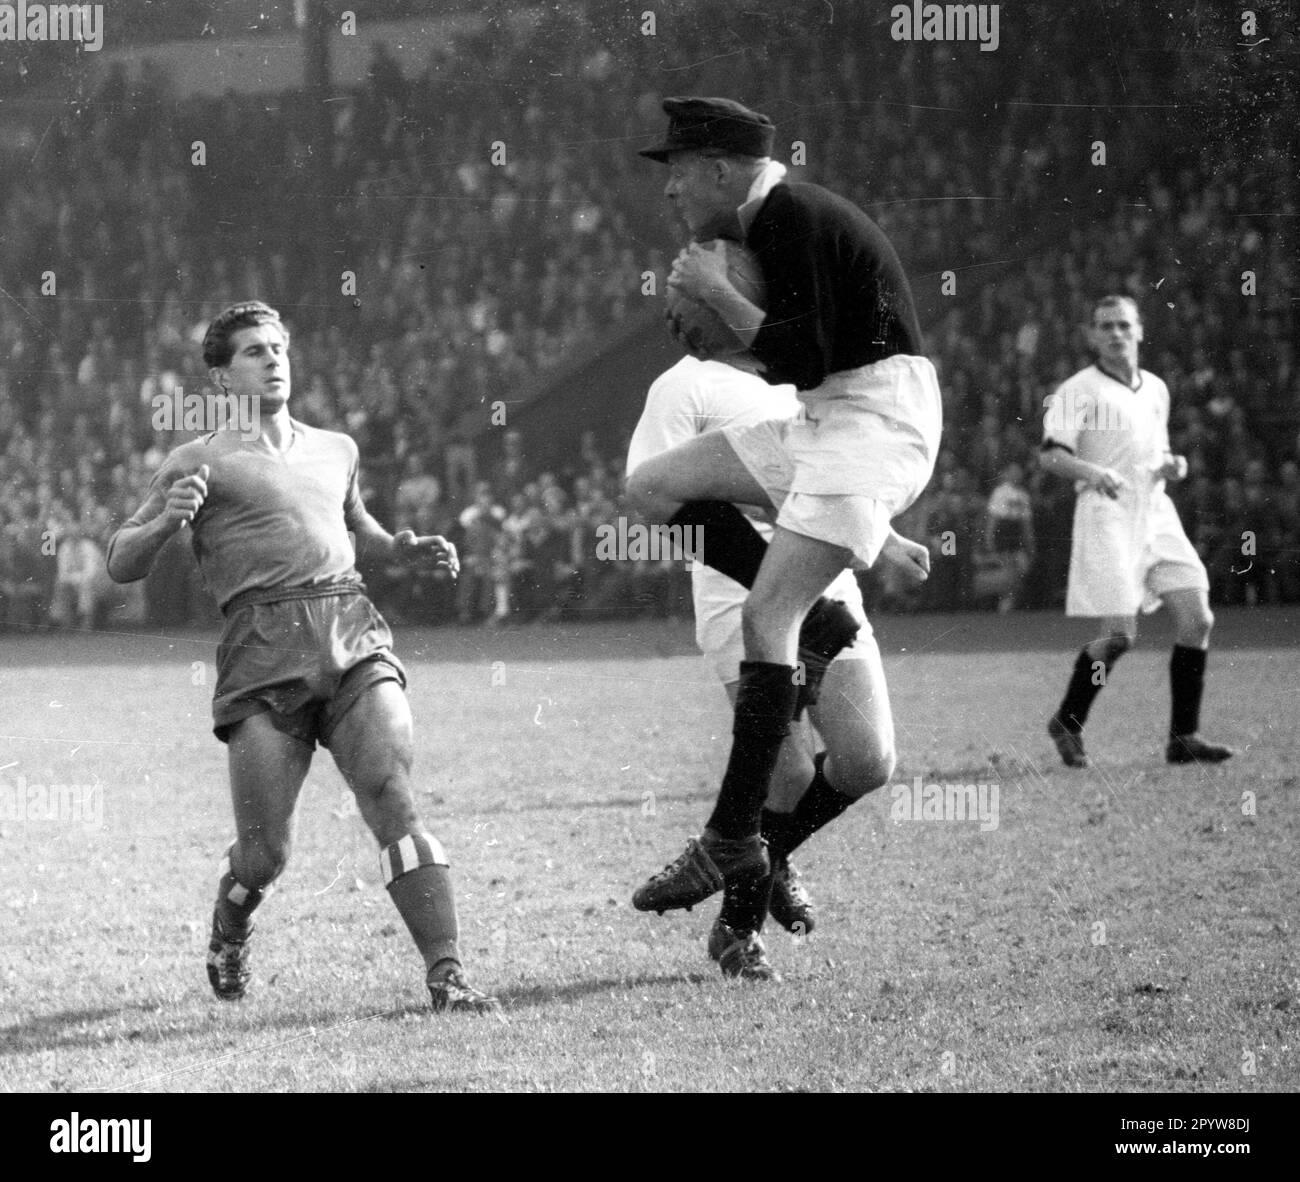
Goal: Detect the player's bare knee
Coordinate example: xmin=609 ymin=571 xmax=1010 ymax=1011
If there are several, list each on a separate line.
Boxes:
xmin=1088 ymin=631 xmax=1132 ymax=665
xmin=871 ymin=745 xmax=898 ymax=792
xmin=829 ymin=745 xmax=894 ymax=799
xmin=625 ymin=466 xmax=677 ymax=523
xmin=355 ymin=772 xmax=421 ymax=847
xmin=1184 ymin=606 xmax=1214 ymax=645
xmin=238 ymin=838 xmax=291 ymax=889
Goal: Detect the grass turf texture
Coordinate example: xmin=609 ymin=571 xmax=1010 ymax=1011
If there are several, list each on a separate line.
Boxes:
xmin=1 ymin=608 xmax=1296 ymax=1092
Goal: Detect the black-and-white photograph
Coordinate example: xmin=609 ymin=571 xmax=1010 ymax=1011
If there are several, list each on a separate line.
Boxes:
xmin=0 ymin=0 xmax=1294 ymax=1123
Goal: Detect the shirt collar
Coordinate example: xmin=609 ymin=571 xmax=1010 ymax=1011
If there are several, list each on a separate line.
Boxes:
xmin=737 ymin=160 xmax=787 ymax=235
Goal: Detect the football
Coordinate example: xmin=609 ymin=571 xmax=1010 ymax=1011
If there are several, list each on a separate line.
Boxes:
xmin=665 ymin=239 xmax=766 ymax=360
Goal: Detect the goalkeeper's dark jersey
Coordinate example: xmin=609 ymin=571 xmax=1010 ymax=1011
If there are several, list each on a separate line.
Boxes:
xmin=746 ymin=181 xmax=923 ymax=391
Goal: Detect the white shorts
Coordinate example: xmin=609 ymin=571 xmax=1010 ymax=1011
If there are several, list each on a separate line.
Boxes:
xmin=1067 ymin=489 xmax=1209 ymax=618
xmin=693 ymin=565 xmax=874 ymax=685
xmin=723 ymin=355 xmax=942 ymax=568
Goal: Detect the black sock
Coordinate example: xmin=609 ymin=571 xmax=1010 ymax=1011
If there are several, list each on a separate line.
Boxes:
xmin=763 ymin=752 xmax=855 ymax=862
xmin=214 ymin=845 xmax=270 ymax=935
xmin=669 ymin=501 xmax=766 ymax=588
xmin=706 ymin=661 xmax=799 ymax=839
xmin=1169 ymin=645 xmax=1207 ymax=737
xmin=1056 ymin=640 xmax=1126 ymax=732
xmin=669 ymin=503 xmax=848 ymax=674
xmin=718 ymin=878 xmax=774 ymax=935
xmin=759 ymin=804 xmax=799 ymax=865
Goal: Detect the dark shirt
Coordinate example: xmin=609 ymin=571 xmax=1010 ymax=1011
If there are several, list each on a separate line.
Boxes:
xmin=747 ymin=182 xmax=924 ymax=391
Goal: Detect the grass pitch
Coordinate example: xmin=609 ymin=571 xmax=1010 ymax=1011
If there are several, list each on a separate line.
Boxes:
xmin=1 ymin=609 xmax=1296 ymax=1092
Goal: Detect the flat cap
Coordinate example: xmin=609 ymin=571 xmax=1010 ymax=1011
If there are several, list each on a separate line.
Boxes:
xmin=638 ymin=96 xmax=775 ymax=162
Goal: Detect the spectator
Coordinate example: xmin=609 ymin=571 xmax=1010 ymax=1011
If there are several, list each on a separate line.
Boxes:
xmin=456 ymin=481 xmax=505 ymax=624
xmin=979 ymin=462 xmax=1036 ymax=613
xmin=48 ymin=513 xmax=112 ymax=631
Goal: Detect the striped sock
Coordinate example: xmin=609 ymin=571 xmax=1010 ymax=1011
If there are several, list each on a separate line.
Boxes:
xmin=381 ymin=832 xmax=461 ymax=974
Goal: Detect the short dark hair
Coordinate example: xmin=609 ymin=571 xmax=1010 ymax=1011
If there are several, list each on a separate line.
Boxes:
xmin=202 ymin=301 xmax=288 ymax=368
xmin=1092 ymin=294 xmax=1140 ymax=325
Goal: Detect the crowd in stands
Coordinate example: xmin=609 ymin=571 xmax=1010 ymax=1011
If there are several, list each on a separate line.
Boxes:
xmin=0 ymin=3 xmax=1295 ymax=631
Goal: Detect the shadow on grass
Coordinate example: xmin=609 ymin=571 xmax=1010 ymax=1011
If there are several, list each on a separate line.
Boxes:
xmin=379 ymin=971 xmax=709 ymax=1018
xmin=474 ymin=790 xmax=708 ymax=816
xmin=0 ymin=1000 xmax=362 ymax=1058
xmin=4 ymin=973 xmax=710 ymax=1058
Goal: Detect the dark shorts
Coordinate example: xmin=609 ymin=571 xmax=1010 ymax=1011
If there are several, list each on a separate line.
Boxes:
xmin=212 ymin=586 xmax=407 ymax=750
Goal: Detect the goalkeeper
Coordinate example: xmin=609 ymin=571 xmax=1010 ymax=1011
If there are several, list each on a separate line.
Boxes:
xmin=627 ymin=97 xmax=943 ymax=976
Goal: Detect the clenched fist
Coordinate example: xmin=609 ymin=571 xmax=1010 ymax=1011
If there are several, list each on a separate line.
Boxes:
xmin=393 ymin=529 xmax=460 ymax=579
xmin=166 ymin=464 xmax=209 ymax=529
xmin=879 ymin=530 xmax=930 ymax=586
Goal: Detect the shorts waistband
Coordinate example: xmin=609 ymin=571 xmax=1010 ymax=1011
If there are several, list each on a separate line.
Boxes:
xmin=222 ymin=580 xmax=368 ymax=617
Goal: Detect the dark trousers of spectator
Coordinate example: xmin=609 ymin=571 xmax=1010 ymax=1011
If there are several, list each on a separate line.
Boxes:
xmin=1211 ymin=545 xmax=1276 ymax=606
xmin=537 ymin=566 xmax=584 ymax=621
xmin=923 ymin=553 xmax=972 ymax=611
xmin=457 ymin=561 xmax=494 ymax=623
xmin=386 ymin=569 xmax=456 ymax=624
xmin=1 ymin=583 xmax=47 ymax=630
xmin=577 ymin=563 xmax=635 ymax=620
xmin=1277 ymin=545 xmax=1300 ymax=603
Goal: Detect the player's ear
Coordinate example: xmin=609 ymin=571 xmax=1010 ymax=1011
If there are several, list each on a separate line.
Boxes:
xmin=209 ymin=366 xmax=229 ymax=391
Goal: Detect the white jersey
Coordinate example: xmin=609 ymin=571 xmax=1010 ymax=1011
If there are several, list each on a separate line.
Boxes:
xmin=627 ymin=356 xmax=870 ymax=680
xmin=1043 ymin=364 xmax=1171 ymax=499
xmin=626 ymin=357 xmax=798 ymax=601
xmin=627 ymin=357 xmax=802 ymax=481
xmin=1043 ymin=364 xmax=1205 ymax=617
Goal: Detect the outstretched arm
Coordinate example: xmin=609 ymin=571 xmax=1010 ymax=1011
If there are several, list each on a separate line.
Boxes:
xmin=351 ymin=509 xmax=459 ymax=578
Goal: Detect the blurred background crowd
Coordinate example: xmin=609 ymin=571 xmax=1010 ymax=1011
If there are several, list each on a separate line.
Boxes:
xmin=0 ymin=2 xmax=1295 ymax=631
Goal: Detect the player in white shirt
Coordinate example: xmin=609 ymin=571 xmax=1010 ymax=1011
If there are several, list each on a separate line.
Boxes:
xmin=627 ymin=354 xmax=927 ymax=979
xmin=1040 ymin=295 xmax=1232 ymax=767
